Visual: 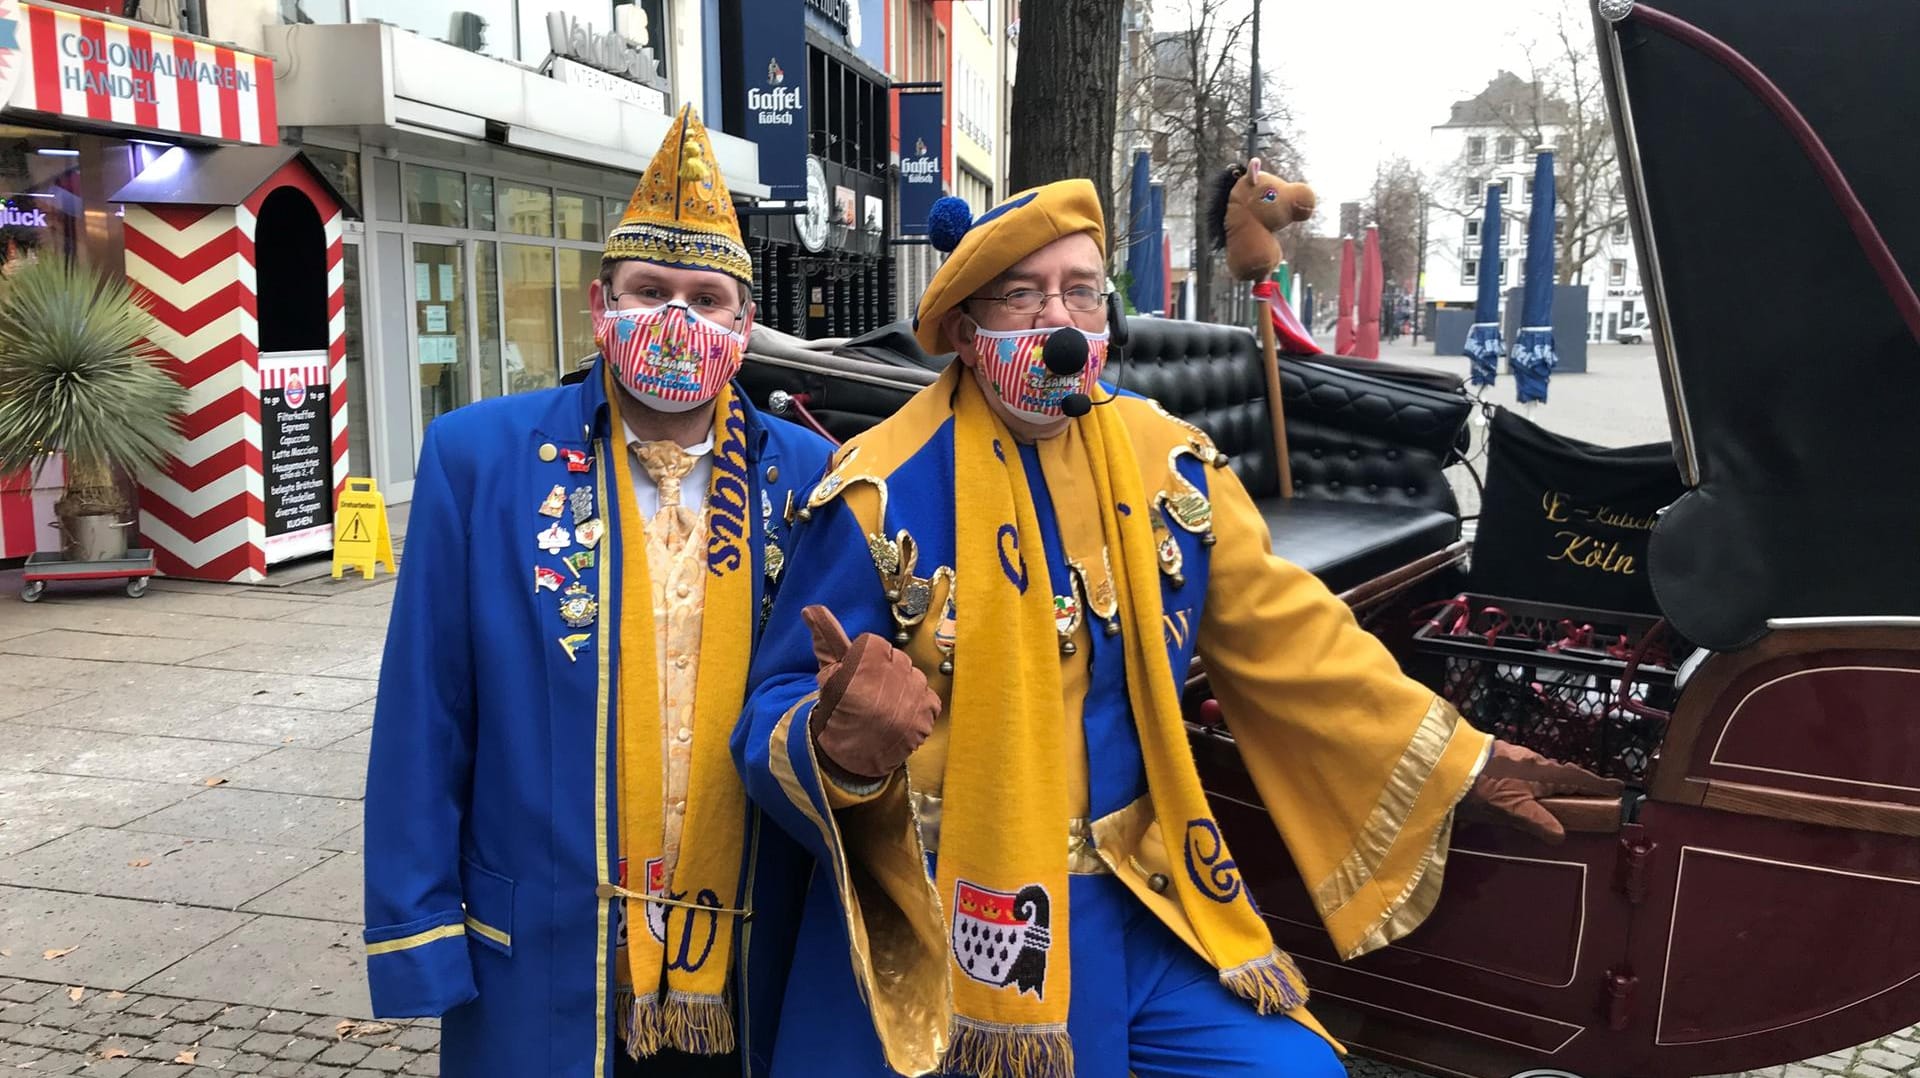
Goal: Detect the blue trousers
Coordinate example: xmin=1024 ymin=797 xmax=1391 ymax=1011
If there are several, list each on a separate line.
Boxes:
xmin=772 ymin=872 xmax=1343 ymax=1077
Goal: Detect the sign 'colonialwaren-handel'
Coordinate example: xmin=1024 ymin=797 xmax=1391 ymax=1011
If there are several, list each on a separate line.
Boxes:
xmin=5 ymin=1 xmax=278 ymax=145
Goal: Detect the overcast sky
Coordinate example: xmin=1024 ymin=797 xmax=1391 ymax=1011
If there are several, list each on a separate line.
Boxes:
xmin=1152 ymin=0 xmax=1580 ymax=205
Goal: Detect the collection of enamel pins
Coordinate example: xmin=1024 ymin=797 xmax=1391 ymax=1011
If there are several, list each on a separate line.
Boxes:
xmin=792 ymin=408 xmax=1226 ymax=674
xmin=533 ymin=440 xmax=602 ymax=663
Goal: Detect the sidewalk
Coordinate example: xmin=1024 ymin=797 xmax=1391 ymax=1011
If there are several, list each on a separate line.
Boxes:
xmin=0 ymin=565 xmax=436 ymax=1075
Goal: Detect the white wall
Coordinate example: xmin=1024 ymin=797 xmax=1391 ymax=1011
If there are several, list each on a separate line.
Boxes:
xmin=204 ymin=0 xmax=274 ymax=53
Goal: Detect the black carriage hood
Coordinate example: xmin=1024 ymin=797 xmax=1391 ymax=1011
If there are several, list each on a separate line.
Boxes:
xmin=1598 ymin=0 xmax=1920 ymax=650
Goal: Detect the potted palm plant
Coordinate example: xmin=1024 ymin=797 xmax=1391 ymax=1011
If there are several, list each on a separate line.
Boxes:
xmin=0 ymin=257 xmax=185 ymax=565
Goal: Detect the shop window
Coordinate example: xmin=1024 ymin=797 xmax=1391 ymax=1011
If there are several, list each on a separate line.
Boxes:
xmin=557 ymin=248 xmax=599 ymax=373
xmin=502 ymin=242 xmax=558 ymax=393
xmin=475 ymin=240 xmax=503 ymax=398
xmin=499 ymin=182 xmax=553 ymax=237
xmin=405 ymin=165 xmax=466 ymax=229
xmin=301 ymin=145 xmax=360 ymax=214
xmin=353 ymin=0 xmax=513 ymax=58
xmin=470 ymin=175 xmax=496 ymax=231
xmin=555 ymin=191 xmax=601 ymax=243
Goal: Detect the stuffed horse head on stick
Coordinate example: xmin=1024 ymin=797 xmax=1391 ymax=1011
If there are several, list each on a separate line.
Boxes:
xmin=1208 ymin=157 xmax=1317 ymax=282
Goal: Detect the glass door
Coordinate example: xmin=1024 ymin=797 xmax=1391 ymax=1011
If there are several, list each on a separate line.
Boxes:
xmin=341 ymin=237 xmax=371 ymax=481
xmin=413 ymin=241 xmax=469 ymax=432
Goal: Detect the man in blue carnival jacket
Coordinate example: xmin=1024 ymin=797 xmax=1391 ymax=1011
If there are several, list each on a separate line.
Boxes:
xmin=363 ymin=105 xmax=831 ymax=1078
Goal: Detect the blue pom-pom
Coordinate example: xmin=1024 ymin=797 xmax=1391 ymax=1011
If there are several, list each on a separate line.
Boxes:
xmin=927 ymin=197 xmax=974 ymax=253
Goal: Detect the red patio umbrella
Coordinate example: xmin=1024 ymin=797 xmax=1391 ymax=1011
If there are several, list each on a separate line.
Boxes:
xmin=1356 ymin=224 xmax=1383 ymax=358
xmin=1335 ymin=235 xmax=1358 ymax=354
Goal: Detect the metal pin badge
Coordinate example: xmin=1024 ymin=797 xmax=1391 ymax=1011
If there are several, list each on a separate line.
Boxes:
xmin=535 ymin=566 xmax=564 ymax=593
xmin=538 ymin=522 xmax=572 ymax=554
xmin=559 ymin=583 xmax=600 ymax=628
xmin=575 ymin=519 xmax=606 ymax=549
xmin=570 ymin=487 xmax=595 ymax=525
xmin=538 ymin=485 xmax=568 ymax=518
xmin=559 ymin=633 xmax=592 ymax=662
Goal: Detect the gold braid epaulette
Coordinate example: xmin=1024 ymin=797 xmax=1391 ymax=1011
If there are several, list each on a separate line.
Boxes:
xmin=793 ymin=447 xmax=942 ymax=652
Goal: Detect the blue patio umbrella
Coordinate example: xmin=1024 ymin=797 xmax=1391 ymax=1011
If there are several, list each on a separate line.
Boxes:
xmin=1464 ymin=182 xmax=1504 ymax=386
xmin=1144 ymin=181 xmax=1167 ymax=315
xmin=1126 ymin=149 xmax=1158 ymax=315
xmin=1511 ymin=149 xmax=1559 ymax=404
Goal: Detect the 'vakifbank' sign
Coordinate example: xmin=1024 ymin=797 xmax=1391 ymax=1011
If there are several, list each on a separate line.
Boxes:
xmin=3 ymin=1 xmax=277 ymax=145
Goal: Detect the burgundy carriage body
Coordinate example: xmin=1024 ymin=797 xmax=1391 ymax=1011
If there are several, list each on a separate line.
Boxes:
xmin=1187 ymin=2 xmax=1920 ymax=1076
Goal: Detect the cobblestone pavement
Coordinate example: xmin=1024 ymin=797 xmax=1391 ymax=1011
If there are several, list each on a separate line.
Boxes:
xmin=0 ymin=976 xmax=436 ymax=1075
xmin=0 ymin=353 xmax=1915 ymax=1075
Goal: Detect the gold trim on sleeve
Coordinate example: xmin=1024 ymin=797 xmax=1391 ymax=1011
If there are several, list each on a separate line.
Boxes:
xmin=366 ymin=922 xmax=466 ymax=956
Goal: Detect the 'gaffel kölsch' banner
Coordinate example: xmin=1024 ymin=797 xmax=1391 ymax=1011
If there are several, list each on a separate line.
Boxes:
xmin=739 ymin=2 xmax=807 ymax=200
xmin=897 ymin=91 xmax=943 ymax=234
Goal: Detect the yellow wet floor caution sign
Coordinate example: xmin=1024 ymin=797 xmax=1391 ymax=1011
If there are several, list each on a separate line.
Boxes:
xmin=333 ymin=478 xmax=397 ymax=579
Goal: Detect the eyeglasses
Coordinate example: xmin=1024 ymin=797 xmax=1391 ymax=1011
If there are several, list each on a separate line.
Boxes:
xmin=608 ymin=287 xmax=745 ymax=320
xmin=970 ymin=286 xmax=1108 ymax=315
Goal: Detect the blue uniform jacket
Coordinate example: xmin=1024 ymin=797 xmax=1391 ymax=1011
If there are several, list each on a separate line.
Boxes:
xmin=364 ymin=359 xmax=832 ymax=1078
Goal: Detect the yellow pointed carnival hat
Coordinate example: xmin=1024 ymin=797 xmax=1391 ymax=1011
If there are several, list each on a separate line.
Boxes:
xmin=604 ymin=103 xmax=752 ymax=285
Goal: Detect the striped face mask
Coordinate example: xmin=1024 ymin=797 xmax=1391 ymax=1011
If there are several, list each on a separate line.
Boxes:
xmin=967 ymin=323 xmax=1110 ymax=422
xmin=597 ymin=301 xmax=747 ymax=413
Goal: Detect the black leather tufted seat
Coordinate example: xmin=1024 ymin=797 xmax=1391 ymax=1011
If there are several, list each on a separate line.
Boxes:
xmin=1120 ymin=318 xmax=1469 ymax=591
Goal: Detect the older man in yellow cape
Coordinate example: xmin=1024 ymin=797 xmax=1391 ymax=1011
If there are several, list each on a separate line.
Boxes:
xmin=731 ymin=180 xmax=1614 ymax=1078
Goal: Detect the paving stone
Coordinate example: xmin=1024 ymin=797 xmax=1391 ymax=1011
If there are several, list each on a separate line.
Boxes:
xmin=263 ymin=1061 xmax=310 ymax=1077
xmin=257 ymin=1010 xmax=310 ymax=1034
xmin=80 ymin=1058 xmax=142 ymax=1078
xmin=244 ymin=1030 xmax=294 ymax=1056
xmin=80 ymin=991 xmax=138 ymax=1014
xmin=135 ymin=916 xmax=370 ymax=1018
xmin=156 ymin=1023 xmax=213 ymax=1044
xmin=110 ymin=1017 xmax=167 ymax=1039
xmin=300 ymin=1016 xmax=344 ymax=1040
xmin=393 ymin=1027 xmax=437 ymax=1052
xmin=123 ymin=996 xmax=177 ymax=1018
xmin=358 ymin=1044 xmax=410 ymax=1071
xmin=126 ymin=788 xmax=364 ymax=851
xmin=0 ymin=630 xmax=230 ymax=666
xmin=0 ymin=1002 xmax=51 ymax=1025
xmin=11 ymin=1025 xmax=64 ymax=1046
xmin=316 ymin=1041 xmax=371 ymax=1066
xmin=241 ymin=852 xmax=362 ymax=923
xmin=20 ymin=1047 xmax=88 ymax=1072
xmin=0 ymin=1041 xmax=49 ymax=1064
xmin=402 ymin=1054 xmax=439 ymax=1076
xmin=220 ymin=747 xmax=367 ymax=800
xmin=199 ymin=1026 xmax=252 ymax=1048
xmin=0 ymin=826 xmax=331 ymax=911
xmin=65 ymin=1013 xmax=120 ymax=1036
xmin=28 ymin=733 xmax=272 ymax=786
xmin=0 ymin=887 xmax=250 ymax=991
xmin=128 ymin=1063 xmax=188 ymax=1078
xmin=212 ymin=1004 xmax=271 ymax=1029
xmin=224 ymin=1050 xmax=272 ymax=1071
xmin=271 ymin=1035 xmax=329 ymax=1063
xmin=1859 ymin=1048 xmax=1914 ymax=1072
xmin=0 ymin=1020 xmax=22 ymax=1040
xmin=165 ymin=1001 xmax=223 ymax=1023
xmin=40 ymin=1030 xmax=96 ymax=1054
xmin=1851 ymin=1065 xmax=1895 ymax=1078
xmin=0 ymin=980 xmax=58 ymax=1004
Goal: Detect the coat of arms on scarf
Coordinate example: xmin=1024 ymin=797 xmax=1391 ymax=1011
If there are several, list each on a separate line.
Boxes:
xmin=614 ymin=857 xmax=670 ymax=947
xmin=951 ymin=880 xmax=1052 ymax=998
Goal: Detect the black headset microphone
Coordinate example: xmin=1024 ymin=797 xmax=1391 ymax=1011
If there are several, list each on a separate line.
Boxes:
xmin=1047 ymin=294 xmax=1131 ymax=419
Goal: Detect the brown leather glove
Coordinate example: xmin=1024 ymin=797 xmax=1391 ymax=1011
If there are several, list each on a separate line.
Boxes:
xmin=1461 ymin=739 xmax=1624 ymax=844
xmin=802 ymin=605 xmax=942 ymax=784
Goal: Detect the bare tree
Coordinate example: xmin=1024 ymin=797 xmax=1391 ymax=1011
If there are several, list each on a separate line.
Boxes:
xmin=1143 ymin=2 xmax=1285 ymax=323
xmin=1362 ymin=157 xmax=1425 ymax=291
xmin=1009 ymin=0 xmax=1127 ymax=232
xmin=1428 ymin=2 xmax=1626 ymax=285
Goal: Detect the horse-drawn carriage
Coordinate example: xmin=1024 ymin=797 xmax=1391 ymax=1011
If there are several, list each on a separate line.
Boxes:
xmin=728 ymin=1 xmax=1920 ymax=1074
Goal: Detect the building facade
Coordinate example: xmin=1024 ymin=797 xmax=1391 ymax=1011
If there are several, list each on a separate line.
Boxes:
xmin=1422 ymin=71 xmax=1645 ymax=343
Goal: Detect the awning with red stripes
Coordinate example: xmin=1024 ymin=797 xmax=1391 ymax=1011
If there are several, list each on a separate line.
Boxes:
xmin=5 ymin=3 xmax=276 ymax=146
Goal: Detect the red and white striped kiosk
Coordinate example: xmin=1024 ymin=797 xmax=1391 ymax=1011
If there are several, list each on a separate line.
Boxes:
xmin=112 ymin=147 xmax=354 ymax=583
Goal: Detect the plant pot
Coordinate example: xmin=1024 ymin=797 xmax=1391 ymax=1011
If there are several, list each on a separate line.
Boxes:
xmin=60 ymin=512 xmax=131 ymax=561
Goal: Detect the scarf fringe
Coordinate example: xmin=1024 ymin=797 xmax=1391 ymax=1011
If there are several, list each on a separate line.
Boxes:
xmin=618 ymin=990 xmax=738 ymax=1058
xmin=943 ymin=1017 xmax=1074 ymax=1078
xmin=618 ymin=991 xmax=663 ymax=1060
xmin=1219 ymin=949 xmax=1311 ymax=1015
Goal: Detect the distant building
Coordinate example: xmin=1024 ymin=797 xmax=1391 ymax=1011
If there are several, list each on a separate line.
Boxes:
xmin=1422 ymin=71 xmax=1645 ymax=342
